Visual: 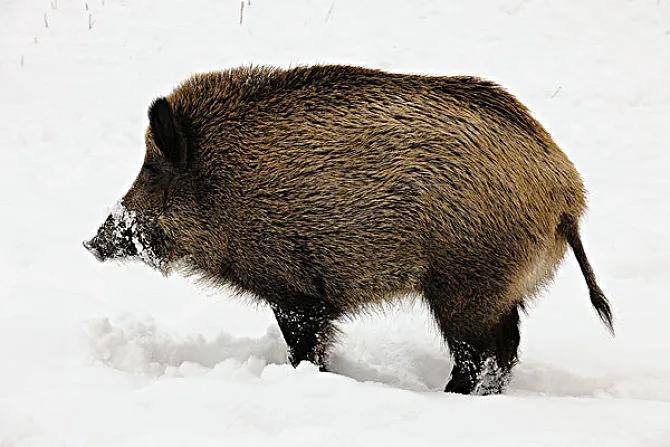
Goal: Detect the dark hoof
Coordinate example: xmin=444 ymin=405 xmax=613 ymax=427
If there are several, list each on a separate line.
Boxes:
xmin=445 ymin=359 xmax=510 ymax=395
xmin=444 ymin=373 xmax=476 ymax=394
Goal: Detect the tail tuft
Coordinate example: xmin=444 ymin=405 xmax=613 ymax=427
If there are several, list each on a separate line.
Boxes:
xmin=558 ymin=214 xmax=614 ymax=335
xmin=590 ymin=289 xmax=614 ymax=335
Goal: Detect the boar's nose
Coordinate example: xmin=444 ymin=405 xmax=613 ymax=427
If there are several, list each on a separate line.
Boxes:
xmin=83 ymin=238 xmax=105 ymax=262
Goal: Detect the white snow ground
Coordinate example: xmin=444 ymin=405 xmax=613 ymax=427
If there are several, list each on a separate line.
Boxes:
xmin=1 ymin=0 xmax=669 ymax=445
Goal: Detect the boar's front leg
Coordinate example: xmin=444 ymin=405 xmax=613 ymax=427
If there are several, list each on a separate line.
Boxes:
xmin=269 ymin=297 xmax=340 ymax=371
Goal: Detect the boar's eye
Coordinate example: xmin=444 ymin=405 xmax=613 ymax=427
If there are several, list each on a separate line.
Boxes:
xmin=142 ymin=163 xmax=161 ymax=177
xmin=141 ymin=162 xmax=174 ymax=197
xmin=141 ymin=163 xmax=165 ymax=189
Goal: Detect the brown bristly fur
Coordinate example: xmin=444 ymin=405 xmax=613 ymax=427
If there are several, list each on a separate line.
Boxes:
xmin=120 ymin=64 xmax=610 ymax=394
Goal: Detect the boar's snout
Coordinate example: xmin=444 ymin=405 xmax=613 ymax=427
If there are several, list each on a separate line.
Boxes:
xmin=82 ymin=211 xmax=135 ymax=263
xmin=83 ymin=203 xmax=167 ymax=270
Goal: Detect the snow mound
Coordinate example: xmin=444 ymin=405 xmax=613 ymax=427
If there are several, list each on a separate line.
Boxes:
xmin=86 ymin=317 xmax=288 ymax=377
xmin=85 ymin=314 xmax=670 ymax=404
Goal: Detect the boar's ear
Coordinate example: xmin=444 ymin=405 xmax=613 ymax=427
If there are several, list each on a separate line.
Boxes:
xmin=148 ymin=97 xmax=188 ymax=170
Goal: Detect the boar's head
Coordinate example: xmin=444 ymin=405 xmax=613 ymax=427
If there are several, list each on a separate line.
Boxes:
xmin=84 ymin=97 xmax=203 ymax=273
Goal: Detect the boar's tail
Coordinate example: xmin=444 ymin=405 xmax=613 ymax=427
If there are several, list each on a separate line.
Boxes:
xmin=558 ymin=214 xmax=614 ymax=335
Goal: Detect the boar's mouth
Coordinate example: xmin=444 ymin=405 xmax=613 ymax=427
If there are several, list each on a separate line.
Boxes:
xmin=83 ymin=238 xmax=105 ymax=262
xmin=83 ymin=202 xmax=169 ymax=271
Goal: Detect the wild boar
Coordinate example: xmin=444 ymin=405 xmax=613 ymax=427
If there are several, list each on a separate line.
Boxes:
xmin=84 ymin=65 xmax=613 ymax=395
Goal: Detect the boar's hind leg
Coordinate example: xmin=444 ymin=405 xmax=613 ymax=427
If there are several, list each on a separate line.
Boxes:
xmin=426 ymin=288 xmax=521 ymax=395
xmin=269 ymin=299 xmax=340 ymax=371
xmin=444 ymin=307 xmax=520 ymax=395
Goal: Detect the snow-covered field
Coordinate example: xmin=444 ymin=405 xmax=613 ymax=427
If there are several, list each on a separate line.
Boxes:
xmin=1 ymin=0 xmax=669 ymax=445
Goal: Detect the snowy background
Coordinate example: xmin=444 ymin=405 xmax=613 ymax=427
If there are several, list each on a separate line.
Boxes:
xmin=1 ymin=0 xmax=669 ymax=445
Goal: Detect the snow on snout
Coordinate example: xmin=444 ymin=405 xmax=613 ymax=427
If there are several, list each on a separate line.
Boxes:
xmin=111 ymin=202 xmax=164 ymax=270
